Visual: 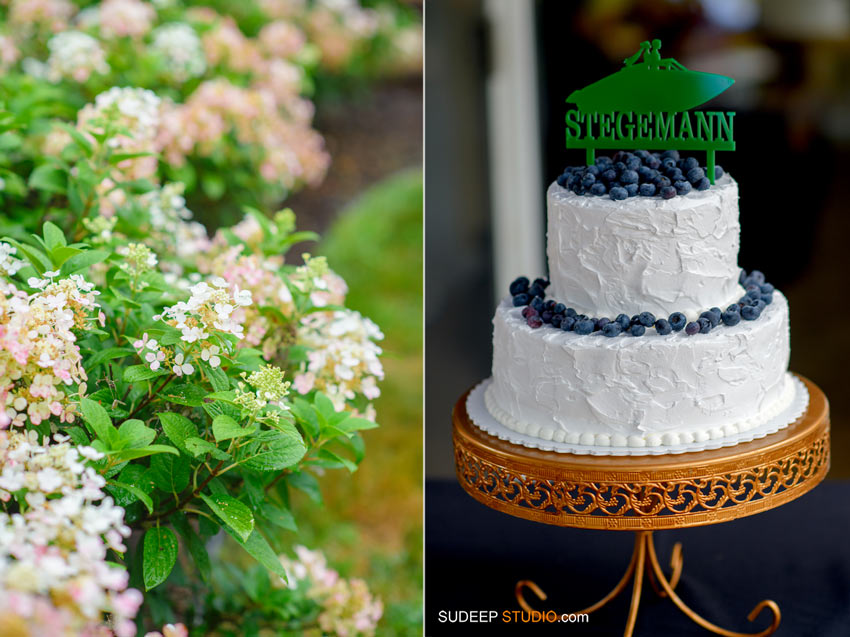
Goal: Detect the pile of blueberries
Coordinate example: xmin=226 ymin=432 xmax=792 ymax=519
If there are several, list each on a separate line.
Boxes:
xmin=556 ymin=150 xmax=724 ymax=200
xmin=509 ymin=269 xmax=774 ymax=338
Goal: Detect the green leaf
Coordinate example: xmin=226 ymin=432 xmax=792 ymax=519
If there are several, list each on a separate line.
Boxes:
xmin=80 ymin=397 xmax=117 ymax=447
xmin=292 ymin=398 xmax=319 ymax=439
xmin=172 ymin=513 xmax=211 ymax=583
xmin=316 ymin=448 xmax=358 ymax=473
xmin=158 ymin=412 xmax=198 ymax=454
xmin=184 ymin=436 xmax=230 ymax=460
xmin=108 ymin=479 xmax=154 ymax=513
xmin=117 ymin=419 xmax=155 ymax=448
xmin=205 ymin=363 xmax=229 ymax=392
xmin=65 ymin=426 xmax=90 ymax=446
xmin=241 ymin=431 xmax=306 ymax=472
xmin=212 ymin=414 xmax=255 ymax=442
xmin=287 ymin=471 xmax=322 ymax=505
xmin=148 ymin=453 xmax=190 ymax=494
xmin=223 ymin=526 xmax=287 ymax=580
xmin=124 ymin=364 xmax=169 ymax=383
xmin=50 ymin=245 xmax=83 ymax=267
xmin=60 ymin=249 xmax=109 ymax=276
xmin=161 ymin=383 xmax=207 ymax=407
xmin=55 ymin=121 xmax=93 ymax=156
xmin=42 ymin=221 xmax=66 ymax=251
xmin=143 ymin=527 xmax=178 ymax=591
xmin=85 ymin=347 xmax=135 ymax=369
xmin=336 ymin=416 xmax=379 ymax=434
xmin=200 ymin=493 xmax=254 ymax=542
xmin=260 ymin=503 xmax=297 ymax=532
xmin=107 ymin=445 xmax=179 ymax=462
xmin=313 ymin=392 xmax=337 ymax=420
xmin=29 ymin=164 xmax=66 ymax=194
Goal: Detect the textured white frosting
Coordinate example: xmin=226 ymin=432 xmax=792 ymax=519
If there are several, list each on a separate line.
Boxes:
xmin=546 ymin=176 xmax=743 ymax=318
xmin=487 ymin=293 xmax=791 ymax=446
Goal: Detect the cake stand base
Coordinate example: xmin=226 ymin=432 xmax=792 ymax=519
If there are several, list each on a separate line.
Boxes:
xmin=515 ymin=531 xmax=780 ymax=637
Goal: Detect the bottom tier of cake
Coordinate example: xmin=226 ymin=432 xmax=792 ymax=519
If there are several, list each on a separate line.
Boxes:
xmin=487 ymin=293 xmax=792 ymax=447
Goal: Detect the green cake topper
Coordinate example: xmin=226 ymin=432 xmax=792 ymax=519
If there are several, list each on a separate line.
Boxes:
xmin=565 ymin=39 xmax=735 ymax=183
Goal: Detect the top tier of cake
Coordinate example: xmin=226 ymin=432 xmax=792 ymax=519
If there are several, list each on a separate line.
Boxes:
xmin=546 ymin=175 xmax=742 ymax=319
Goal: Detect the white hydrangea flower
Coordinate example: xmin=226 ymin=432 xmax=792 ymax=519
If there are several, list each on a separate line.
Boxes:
xmin=46 ymin=31 xmax=109 ymax=83
xmin=0 ymin=242 xmax=24 ymax=276
xmin=151 ymin=22 xmax=206 ymax=82
xmin=201 ymin=345 xmax=221 ymax=368
xmin=172 ymin=352 xmax=193 ymax=377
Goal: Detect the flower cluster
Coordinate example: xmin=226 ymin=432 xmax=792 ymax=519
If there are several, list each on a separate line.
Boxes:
xmin=157 ymin=78 xmax=329 ymax=190
xmin=150 ymin=23 xmax=206 ymax=82
xmin=46 ymin=30 xmax=109 ymax=82
xmin=234 ymin=364 xmax=291 ymax=417
xmin=295 ymin=310 xmax=384 ymax=412
xmin=8 ymin=0 xmax=74 ymax=34
xmin=0 ymin=274 xmax=100 ymax=428
xmin=137 ymin=181 xmax=211 ymax=268
xmin=98 ymin=0 xmax=156 ymax=40
xmin=279 ymin=545 xmax=383 ymax=637
xmin=0 ymin=243 xmax=24 ymax=276
xmin=0 ymin=429 xmax=140 ymax=636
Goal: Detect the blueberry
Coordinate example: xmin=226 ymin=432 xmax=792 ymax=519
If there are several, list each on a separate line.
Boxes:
xmin=509 ymin=276 xmax=529 ymax=296
xmin=527 ymin=315 xmax=543 ymax=328
xmin=544 ymin=300 xmax=556 ymax=311
xmin=661 ymin=149 xmax=680 ymax=161
xmin=625 ymin=183 xmax=639 ymax=197
xmin=586 ymin=165 xmax=600 ymax=176
xmin=532 ymin=277 xmax=550 ymax=289
xmin=638 ymin=312 xmax=656 ymax=327
xmin=557 ymin=173 xmax=569 ymax=187
xmin=661 ymin=157 xmax=677 ymax=170
xmin=541 ymin=310 xmax=554 ymax=323
xmin=530 ymin=297 xmax=544 ymax=312
xmin=615 ymin=313 xmax=631 ymax=329
xmin=521 ymin=306 xmax=538 ymax=319
xmin=574 ymin=319 xmax=595 ymax=335
xmin=721 ymin=310 xmax=741 ymax=326
xmin=654 ymin=176 xmax=672 ymax=189
xmin=760 ymin=283 xmax=774 ymax=294
xmin=714 ymin=165 xmax=724 ymax=179
xmin=726 ymin=304 xmax=740 ymax=314
xmin=553 ymin=303 xmax=566 ymax=314
xmin=685 ymin=321 xmax=700 ymax=335
xmin=630 ymin=324 xmax=646 ymax=336
xmin=761 ymin=293 xmax=774 ymax=305
xmin=638 ymin=166 xmax=654 ymax=181
xmin=686 ymin=167 xmax=704 ymax=184
xmin=669 ymin=312 xmax=687 ymax=331
xmin=614 ymin=161 xmax=627 ymax=174
xmin=601 ymin=168 xmax=617 ymax=183
xmin=581 ymin=172 xmax=596 ymax=187
xmin=674 ymin=180 xmax=692 ymax=195
xmin=700 ymin=310 xmax=720 ymax=328
xmin=596 ymin=317 xmax=611 ymax=331
xmin=561 ymin=316 xmax=576 ymax=331
xmin=551 ymin=314 xmax=563 ymax=328
xmin=739 ymin=270 xmax=748 ymax=285
xmin=741 ymin=304 xmax=761 ymax=321
xmin=748 ymin=271 xmax=766 ymax=285
xmin=666 ymin=167 xmax=684 ymax=182
xmin=630 ymin=314 xmax=642 ymax=326
xmin=655 ymin=318 xmax=672 ymax=335
xmin=638 ymin=183 xmax=656 ymax=197
xmin=602 ymin=322 xmax=622 ymax=337
xmin=590 ymin=183 xmax=607 ymax=196
xmin=529 ymin=283 xmax=545 ymax=298
xmin=512 ymin=293 xmax=530 ymax=307
xmin=610 ymin=186 xmax=628 ymax=201
xmin=679 ymin=156 xmax=698 ymax=171
xmin=565 ymin=307 xmax=577 ymax=318
xmin=695 ymin=177 xmax=711 ymax=191
xmin=620 ymin=169 xmax=639 ymax=185
xmin=595 ymin=156 xmax=612 ymax=168
xmin=698 ymin=317 xmax=712 ymax=333
xmin=660 ymin=186 xmax=677 ymax=199
xmin=576 ymin=314 xmax=589 ymax=321
xmin=646 ymin=156 xmax=661 ymax=170
xmin=626 ymin=157 xmax=642 ymax=171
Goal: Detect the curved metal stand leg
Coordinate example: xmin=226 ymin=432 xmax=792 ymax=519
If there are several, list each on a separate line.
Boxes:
xmin=623 ymin=532 xmax=647 ymax=637
xmin=515 ymin=531 xmax=644 ymax=618
xmin=645 ymin=534 xmax=781 ymax=637
xmin=647 ymin=540 xmax=683 ymax=598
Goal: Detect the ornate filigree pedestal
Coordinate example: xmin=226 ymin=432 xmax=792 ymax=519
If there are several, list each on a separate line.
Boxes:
xmin=453 ymin=374 xmax=830 ymax=637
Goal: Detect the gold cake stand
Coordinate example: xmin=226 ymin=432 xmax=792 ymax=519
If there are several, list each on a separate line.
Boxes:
xmin=452 ymin=374 xmax=830 ymax=637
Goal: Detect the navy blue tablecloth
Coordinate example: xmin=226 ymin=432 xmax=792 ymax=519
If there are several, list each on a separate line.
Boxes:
xmin=425 ymin=479 xmax=850 ymax=636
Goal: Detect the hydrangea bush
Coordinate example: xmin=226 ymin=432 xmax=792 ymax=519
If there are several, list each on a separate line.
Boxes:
xmin=0 ymin=69 xmax=386 ymax=635
xmin=0 ymin=0 xmax=422 ymax=231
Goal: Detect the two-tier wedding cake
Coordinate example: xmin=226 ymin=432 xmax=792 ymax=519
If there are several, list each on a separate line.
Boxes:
xmin=468 ymin=147 xmax=807 ymax=455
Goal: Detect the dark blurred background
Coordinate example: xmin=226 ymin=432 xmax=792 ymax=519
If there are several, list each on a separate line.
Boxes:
xmin=426 ymin=0 xmax=850 ymax=481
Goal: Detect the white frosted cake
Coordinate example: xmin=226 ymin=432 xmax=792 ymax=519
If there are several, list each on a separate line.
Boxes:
xmin=484 ymin=170 xmax=796 ymax=450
